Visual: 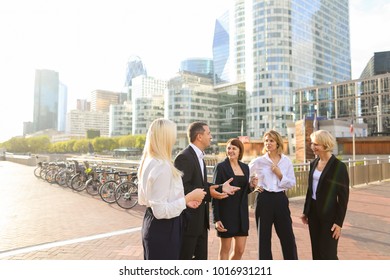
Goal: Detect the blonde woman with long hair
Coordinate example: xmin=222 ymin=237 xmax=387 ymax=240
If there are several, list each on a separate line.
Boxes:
xmin=138 ymin=118 xmax=206 ymax=260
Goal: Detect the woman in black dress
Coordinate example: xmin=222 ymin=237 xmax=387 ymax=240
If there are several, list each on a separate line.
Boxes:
xmin=212 ymin=138 xmax=252 ymax=259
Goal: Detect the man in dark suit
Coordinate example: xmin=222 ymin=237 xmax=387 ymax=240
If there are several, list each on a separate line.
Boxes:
xmin=174 ymin=121 xmax=239 ymax=260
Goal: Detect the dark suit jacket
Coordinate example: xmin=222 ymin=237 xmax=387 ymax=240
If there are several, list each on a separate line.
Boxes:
xmin=174 ymin=145 xmax=212 ymax=236
xmin=303 ymin=155 xmax=350 ymax=227
xmin=212 ymin=158 xmax=251 ymax=235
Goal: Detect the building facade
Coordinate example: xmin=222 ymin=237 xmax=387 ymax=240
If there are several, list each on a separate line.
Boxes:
xmin=165 ymin=72 xmax=219 ymax=149
xmin=90 ymin=90 xmax=120 ymax=113
xmin=66 ymin=110 xmax=109 ymax=138
xmin=216 ymin=0 xmax=351 ymax=139
xmin=293 ymin=73 xmax=390 ymax=136
xmin=109 ymin=102 xmax=132 ymax=137
xmin=360 ymin=51 xmax=390 ymax=79
xmin=33 ymin=69 xmax=59 ymax=132
xmin=131 ymin=76 xmax=166 ymax=135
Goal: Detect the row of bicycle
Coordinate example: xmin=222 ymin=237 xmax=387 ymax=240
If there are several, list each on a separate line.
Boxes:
xmin=33 ymin=160 xmax=139 ymax=209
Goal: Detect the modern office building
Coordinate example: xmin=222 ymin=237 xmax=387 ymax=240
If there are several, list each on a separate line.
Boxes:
xmin=293 ymin=73 xmax=390 ymax=136
xmin=131 ymin=76 xmax=166 ymax=135
xmin=109 ymin=102 xmax=132 ymax=137
xmin=215 ymin=0 xmax=351 ymax=138
xmin=213 ymin=10 xmax=233 ymax=85
xmin=66 ymin=110 xmax=109 ymax=138
xmin=90 ymin=90 xmax=120 ymax=112
xmin=57 ymin=82 xmax=68 ymax=132
xmin=360 ymin=51 xmax=390 ymax=79
xmin=124 ymin=56 xmax=147 ymax=87
xmin=76 ymin=99 xmax=91 ymax=111
xmin=180 ymin=58 xmax=214 ymax=77
xmin=214 ymin=82 xmax=246 ymax=143
xmin=165 ymin=71 xmax=219 ymax=149
xmin=33 ymin=69 xmax=59 ymax=132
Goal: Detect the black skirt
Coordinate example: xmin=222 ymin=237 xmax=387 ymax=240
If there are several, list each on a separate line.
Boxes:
xmin=142 ymin=207 xmax=184 ymax=260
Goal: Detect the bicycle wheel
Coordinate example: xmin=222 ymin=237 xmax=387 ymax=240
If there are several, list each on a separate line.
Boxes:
xmin=34 ymin=166 xmax=42 ymax=179
xmin=115 ymin=181 xmax=138 ymax=209
xmin=99 ymin=180 xmax=118 ymax=203
xmin=85 ymin=178 xmax=101 ymax=196
xmin=55 ymin=169 xmax=68 ymax=186
xmin=71 ymin=173 xmax=87 ymax=192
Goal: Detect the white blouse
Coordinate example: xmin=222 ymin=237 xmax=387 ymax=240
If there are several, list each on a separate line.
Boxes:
xmin=248 ymin=153 xmax=296 ymax=192
xmin=138 ymin=157 xmax=186 ymax=219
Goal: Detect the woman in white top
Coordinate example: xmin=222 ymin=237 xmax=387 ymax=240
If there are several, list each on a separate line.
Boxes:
xmin=249 ymin=130 xmax=298 ymax=260
xmin=138 ymin=118 xmax=206 ymax=260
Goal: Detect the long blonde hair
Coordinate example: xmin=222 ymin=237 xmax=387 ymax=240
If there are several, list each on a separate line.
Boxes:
xmin=138 ymin=118 xmax=182 ymax=178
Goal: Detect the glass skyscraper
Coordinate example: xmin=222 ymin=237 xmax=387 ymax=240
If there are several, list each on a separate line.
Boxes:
xmin=180 ymin=58 xmax=214 ymax=77
xmin=216 ymin=0 xmax=351 ymax=138
xmin=33 ymin=69 xmax=59 ymax=132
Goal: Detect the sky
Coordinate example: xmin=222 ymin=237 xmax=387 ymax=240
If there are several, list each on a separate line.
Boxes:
xmin=0 ymin=0 xmax=389 ymax=143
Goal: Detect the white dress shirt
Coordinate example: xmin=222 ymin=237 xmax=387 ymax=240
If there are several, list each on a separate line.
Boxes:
xmin=138 ymin=157 xmax=186 ymax=219
xmin=248 ymin=153 xmax=296 ymax=192
xmin=189 ymin=143 xmax=205 ymax=178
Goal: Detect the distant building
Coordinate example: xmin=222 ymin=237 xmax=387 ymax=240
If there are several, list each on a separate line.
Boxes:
xmin=360 ymin=51 xmax=390 ymax=79
xmin=90 ymin=90 xmax=120 ymax=113
xmin=132 ymin=76 xmax=166 ymax=135
xmin=66 ymin=110 xmax=109 ymax=138
xmin=293 ymin=73 xmax=390 ymax=136
xmin=180 ymin=58 xmax=213 ymax=77
xmin=166 ymin=72 xmax=218 ymax=149
xmin=57 ymin=82 xmax=68 ymax=132
xmin=109 ymin=101 xmax=132 ymax=137
xmin=77 ymin=99 xmax=90 ymax=111
xmin=124 ymin=55 xmax=147 ymax=87
xmin=214 ymin=82 xmax=246 ymax=143
xmin=33 ymin=69 xmax=59 ymax=132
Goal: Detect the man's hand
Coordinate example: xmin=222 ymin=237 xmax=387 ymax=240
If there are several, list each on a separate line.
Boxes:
xmin=221 ymin=177 xmax=240 ymax=195
xmin=210 ymin=184 xmax=229 ymax=199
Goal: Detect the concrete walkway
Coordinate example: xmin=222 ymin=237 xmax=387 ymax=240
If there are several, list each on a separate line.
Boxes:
xmin=0 ymin=161 xmax=389 ymax=260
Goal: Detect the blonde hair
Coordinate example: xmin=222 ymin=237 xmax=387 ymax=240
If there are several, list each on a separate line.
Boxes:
xmin=262 ymin=130 xmax=284 ymax=154
xmin=138 ymin=118 xmax=182 ymax=178
xmin=310 ymin=130 xmax=335 ymax=152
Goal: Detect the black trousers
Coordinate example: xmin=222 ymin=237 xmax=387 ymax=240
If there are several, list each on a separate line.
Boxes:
xmin=255 ymin=190 xmax=298 ymax=260
xmin=308 ymin=199 xmax=339 ymax=260
xmin=142 ymin=207 xmax=183 ymax=260
xmin=179 ymin=226 xmax=208 ymax=260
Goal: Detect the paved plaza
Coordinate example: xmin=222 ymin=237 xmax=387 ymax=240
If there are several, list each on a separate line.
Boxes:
xmin=0 ymin=160 xmax=389 ymax=260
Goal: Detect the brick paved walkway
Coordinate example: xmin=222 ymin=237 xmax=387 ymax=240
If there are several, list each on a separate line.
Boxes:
xmin=0 ymin=161 xmax=389 ymax=260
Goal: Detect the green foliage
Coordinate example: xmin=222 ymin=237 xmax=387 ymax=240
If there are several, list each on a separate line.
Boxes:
xmin=0 ymin=133 xmax=146 ymax=154
xmin=73 ymin=139 xmax=91 ymax=153
xmin=86 ymin=129 xmax=100 ymax=139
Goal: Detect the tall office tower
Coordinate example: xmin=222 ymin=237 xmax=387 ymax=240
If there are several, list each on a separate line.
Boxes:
xmin=33 ymin=69 xmax=59 ymax=132
xmin=166 ymin=72 xmax=218 ymax=148
xmin=213 ymin=1 xmax=246 ymax=86
xmin=213 ymin=10 xmax=232 ymax=85
xmin=57 ymin=82 xmax=68 ymax=132
xmin=90 ymin=90 xmax=120 ymax=112
xmin=131 ymin=76 xmax=167 ymax=135
xmin=124 ymin=55 xmax=147 ymax=87
xmin=218 ymin=0 xmax=351 ymax=138
xmin=180 ymin=58 xmax=214 ymax=77
xmin=360 ymin=51 xmax=390 ymax=79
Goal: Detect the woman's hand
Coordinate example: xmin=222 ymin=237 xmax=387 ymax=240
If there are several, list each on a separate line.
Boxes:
xmin=331 ymin=223 xmax=342 ymax=239
xmin=301 ymin=214 xmax=308 ymax=225
xmin=185 ymin=188 xmax=206 ymax=208
xmin=215 ymin=221 xmax=227 ymax=232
